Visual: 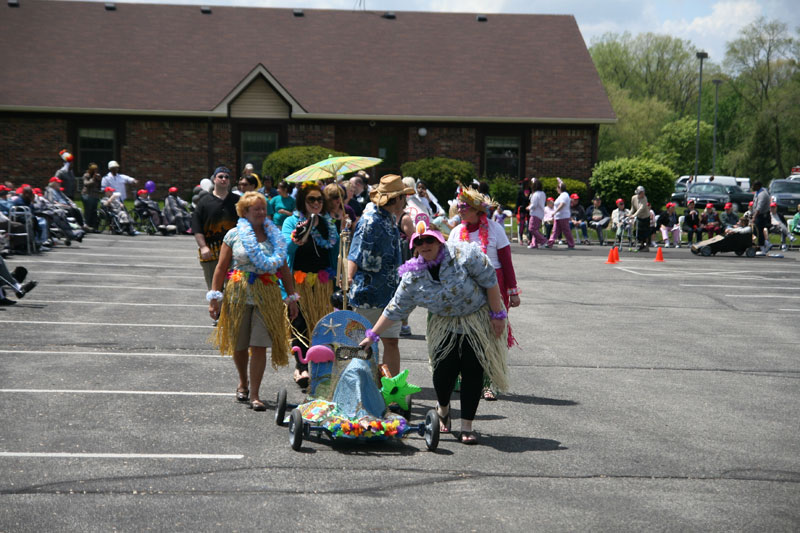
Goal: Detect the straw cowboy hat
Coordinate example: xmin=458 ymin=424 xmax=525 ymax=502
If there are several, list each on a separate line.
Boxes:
xmin=369 ymin=174 xmax=414 ymax=206
xmin=456 ymin=181 xmax=498 ymax=214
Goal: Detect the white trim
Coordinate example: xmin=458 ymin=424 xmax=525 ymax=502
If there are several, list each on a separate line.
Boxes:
xmin=292 ymin=112 xmax=618 ymax=124
xmin=212 ymin=64 xmax=305 ymax=115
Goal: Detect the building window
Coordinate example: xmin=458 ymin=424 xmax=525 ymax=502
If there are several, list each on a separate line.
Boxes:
xmin=241 ymin=130 xmax=279 ymax=174
xmin=78 ymin=128 xmax=115 ymax=172
xmin=485 ymin=136 xmax=520 ymax=178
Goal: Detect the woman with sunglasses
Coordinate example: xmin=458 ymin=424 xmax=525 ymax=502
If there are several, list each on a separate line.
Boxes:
xmin=281 ymin=183 xmax=339 ymax=389
xmin=359 ymin=214 xmax=509 ymax=445
xmin=447 ymin=183 xmax=520 ymax=401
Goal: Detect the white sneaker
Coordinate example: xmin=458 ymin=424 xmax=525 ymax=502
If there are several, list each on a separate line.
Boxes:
xmin=781 ymin=244 xmax=788 ymax=251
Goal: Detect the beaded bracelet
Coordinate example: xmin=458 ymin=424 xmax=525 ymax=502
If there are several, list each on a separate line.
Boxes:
xmin=507 ymin=287 xmax=521 ymax=296
xmin=489 ymin=309 xmax=508 ymax=320
xmin=283 ymin=292 xmax=300 ymax=303
xmin=365 ymin=328 xmax=380 ymax=343
xmin=205 ymin=290 xmax=223 ymax=302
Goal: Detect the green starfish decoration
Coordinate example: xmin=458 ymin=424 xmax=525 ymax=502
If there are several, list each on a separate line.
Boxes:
xmin=380 ymin=369 xmax=421 ymax=411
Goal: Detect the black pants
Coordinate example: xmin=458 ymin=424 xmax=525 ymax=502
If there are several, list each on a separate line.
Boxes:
xmin=636 ymin=217 xmax=650 ymax=245
xmin=432 ymin=333 xmax=484 ymax=421
xmin=755 ymin=213 xmax=770 ymax=246
xmin=82 ymin=196 xmax=99 ymax=229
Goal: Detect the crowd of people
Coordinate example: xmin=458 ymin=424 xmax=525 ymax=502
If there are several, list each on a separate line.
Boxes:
xmin=201 ymin=164 xmax=522 ymax=443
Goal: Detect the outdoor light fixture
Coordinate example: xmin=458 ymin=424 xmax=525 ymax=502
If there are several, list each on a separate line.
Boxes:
xmin=417 ymin=127 xmax=428 ymax=138
xmin=293 ymin=8 xmax=304 ymax=17
xmin=104 ymin=2 xmax=116 ymax=10
xmin=476 ymin=15 xmax=487 ymax=22
xmin=382 ymin=11 xmax=396 ymax=19
xmin=8 ymin=0 xmax=20 ymax=7
xmin=693 ymin=51 xmax=709 ymax=179
xmin=200 ymin=6 xmax=211 ymax=14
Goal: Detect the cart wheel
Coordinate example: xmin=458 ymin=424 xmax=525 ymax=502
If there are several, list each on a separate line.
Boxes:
xmin=289 ymin=409 xmax=304 ymax=451
xmin=403 ymin=397 xmax=413 ymax=421
xmin=745 ymin=247 xmax=756 ymax=258
xmin=701 ymin=246 xmax=712 ymax=256
xmin=274 ymin=388 xmax=287 ymax=426
xmin=735 ymin=249 xmax=744 ymax=256
xmin=424 ymin=409 xmax=440 ymax=451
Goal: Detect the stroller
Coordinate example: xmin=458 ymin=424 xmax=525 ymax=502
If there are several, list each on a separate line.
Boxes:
xmin=274 ymin=310 xmax=440 ymax=451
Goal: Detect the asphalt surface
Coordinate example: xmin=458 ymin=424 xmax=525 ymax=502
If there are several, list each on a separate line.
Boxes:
xmin=1 ymin=234 xmax=798 ymax=532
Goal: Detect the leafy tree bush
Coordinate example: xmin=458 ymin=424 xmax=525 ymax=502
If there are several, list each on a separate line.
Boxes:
xmin=538 ymin=177 xmax=589 ymax=202
xmin=400 ymin=157 xmax=478 ymax=205
xmin=487 ymin=175 xmax=519 ymax=207
xmin=590 ymin=157 xmax=674 ymax=209
xmin=261 ymin=146 xmax=348 ymax=181
xmin=653 ymin=116 xmax=712 ymax=176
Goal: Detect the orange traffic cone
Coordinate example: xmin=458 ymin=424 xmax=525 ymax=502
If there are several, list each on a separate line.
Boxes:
xmin=605 ymin=247 xmax=617 ymax=264
xmin=654 ymin=246 xmax=665 ymax=262
xmin=613 ymin=246 xmax=620 ymax=263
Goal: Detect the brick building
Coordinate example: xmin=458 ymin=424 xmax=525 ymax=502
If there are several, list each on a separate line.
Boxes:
xmin=0 ymin=1 xmax=615 ymax=196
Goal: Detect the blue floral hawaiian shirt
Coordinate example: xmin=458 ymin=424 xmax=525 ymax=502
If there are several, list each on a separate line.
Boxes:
xmin=347 ymin=203 xmax=402 ymax=309
xmin=383 ymin=241 xmax=498 ymax=321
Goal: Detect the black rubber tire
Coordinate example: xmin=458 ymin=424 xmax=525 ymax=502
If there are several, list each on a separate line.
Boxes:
xmin=701 ymin=246 xmax=712 ymax=256
xmin=424 ymin=409 xmax=440 ymax=451
xmin=746 ymin=247 xmax=756 ymax=258
xmin=289 ymin=409 xmax=303 ymax=451
xmin=274 ymin=388 xmax=287 ymax=426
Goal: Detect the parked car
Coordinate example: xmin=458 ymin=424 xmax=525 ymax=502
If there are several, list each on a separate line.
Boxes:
xmin=685 ymin=182 xmax=754 ymax=211
xmin=676 ymin=175 xmax=751 ymax=191
xmin=768 ymin=179 xmax=800 ymax=214
xmin=670 ymin=182 xmax=687 ymax=206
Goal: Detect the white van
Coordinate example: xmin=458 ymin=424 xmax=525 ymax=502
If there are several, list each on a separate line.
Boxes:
xmin=676 ymin=175 xmax=751 ymax=191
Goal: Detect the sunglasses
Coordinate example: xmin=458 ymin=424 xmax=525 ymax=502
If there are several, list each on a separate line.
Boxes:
xmin=414 ymin=235 xmax=439 ymax=246
xmin=216 ymin=175 xmax=230 ymax=180
xmin=305 ymin=195 xmax=323 ymax=204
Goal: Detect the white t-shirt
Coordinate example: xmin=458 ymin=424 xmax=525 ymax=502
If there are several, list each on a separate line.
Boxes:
xmin=553 ymin=192 xmax=571 ymax=220
xmin=447 ymin=218 xmax=509 ymax=269
xmin=528 ymin=190 xmax=545 ymax=219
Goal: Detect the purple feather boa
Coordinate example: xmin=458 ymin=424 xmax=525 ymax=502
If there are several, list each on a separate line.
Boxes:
xmin=397 ymin=245 xmax=446 ymax=277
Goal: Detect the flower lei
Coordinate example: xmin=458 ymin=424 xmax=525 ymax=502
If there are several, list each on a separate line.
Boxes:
xmin=236 ymin=217 xmax=287 ymax=274
xmin=397 ymin=244 xmax=447 ymax=277
xmin=290 ymin=212 xmax=338 ymax=249
xmin=459 ymin=212 xmax=490 ymax=253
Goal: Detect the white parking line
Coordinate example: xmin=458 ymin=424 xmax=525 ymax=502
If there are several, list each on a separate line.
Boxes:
xmin=14 ymin=260 xmax=198 ymax=269
xmin=0 ymin=452 xmax=243 ymax=459
xmin=683 ymin=284 xmax=800 ymax=289
xmin=22 ymin=300 xmax=207 ymax=308
xmin=0 ymin=389 xmax=229 ymax=396
xmin=779 ymin=309 xmax=799 ymax=312
xmin=39 ymin=251 xmax=196 ymax=260
xmin=725 ymin=294 xmax=800 ymax=299
xmin=29 ymin=271 xmax=200 ymax=280
xmin=52 ymin=284 xmax=201 ymax=292
xmin=0 ymin=320 xmax=212 ymax=328
xmin=0 ymin=349 xmax=219 ymax=358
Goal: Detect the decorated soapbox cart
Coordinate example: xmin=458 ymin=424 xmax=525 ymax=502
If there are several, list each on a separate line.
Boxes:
xmin=274 ymin=310 xmax=440 ymax=451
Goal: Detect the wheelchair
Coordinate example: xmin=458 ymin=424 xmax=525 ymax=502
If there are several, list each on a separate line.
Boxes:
xmin=132 ymin=208 xmax=159 ymax=235
xmin=97 ymin=206 xmax=127 ymax=235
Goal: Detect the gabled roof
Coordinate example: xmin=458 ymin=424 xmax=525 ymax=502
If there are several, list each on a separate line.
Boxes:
xmin=0 ymin=0 xmax=615 ymax=123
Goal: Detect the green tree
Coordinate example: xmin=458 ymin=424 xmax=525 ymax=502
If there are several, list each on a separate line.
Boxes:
xmin=653 ymin=116 xmax=713 ymax=176
xmin=598 ymin=83 xmax=673 ymax=161
xmin=400 ymin=157 xmax=478 ymax=205
xmin=261 ymin=146 xmax=348 ymax=181
xmin=590 ymin=157 xmax=674 ymax=208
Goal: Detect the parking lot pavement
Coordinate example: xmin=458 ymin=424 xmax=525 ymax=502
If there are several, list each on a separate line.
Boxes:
xmin=1 ymin=235 xmax=798 ymax=531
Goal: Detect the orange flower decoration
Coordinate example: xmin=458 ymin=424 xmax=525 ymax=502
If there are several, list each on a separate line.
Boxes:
xmin=294 ymin=271 xmax=307 ymax=285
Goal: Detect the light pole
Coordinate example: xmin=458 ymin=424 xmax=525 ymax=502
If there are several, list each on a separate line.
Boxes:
xmin=712 ymin=79 xmax=722 ymax=176
xmin=693 ymin=51 xmax=709 ymax=180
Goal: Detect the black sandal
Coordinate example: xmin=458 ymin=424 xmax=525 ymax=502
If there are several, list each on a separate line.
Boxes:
xmin=438 ymin=410 xmax=451 ymax=433
xmin=249 ymin=399 xmax=267 ymax=411
xmin=294 ymin=369 xmax=310 ymax=390
xmin=460 ymin=431 xmax=479 ymax=445
xmin=236 ymin=387 xmax=249 ymax=403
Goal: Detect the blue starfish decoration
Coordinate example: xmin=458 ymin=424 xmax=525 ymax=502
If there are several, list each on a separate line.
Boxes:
xmin=380 ymin=369 xmax=421 ymax=411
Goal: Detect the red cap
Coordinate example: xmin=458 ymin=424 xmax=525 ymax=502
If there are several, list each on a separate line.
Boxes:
xmin=666 ymin=202 xmax=674 ymax=208
xmin=705 ymin=203 xmax=714 ymax=209
xmin=724 ymin=202 xmax=732 ymax=210
xmin=748 ymin=201 xmax=754 ymax=207
xmin=0 ymin=185 xmax=9 ymax=192
xmin=33 ymin=187 xmax=43 ymax=196
xmin=615 ymin=198 xmax=624 ymax=205
xmin=570 ymin=193 xmax=579 ymax=200
xmin=168 ymin=186 xmax=178 ymax=194
xmin=49 ymin=176 xmax=61 ymax=183
xmin=104 ymin=186 xmax=115 ymax=193
xmin=546 ymin=197 xmax=554 ymax=203
xmin=137 ymin=189 xmax=148 ymax=196
xmin=687 ymin=199 xmax=695 ymax=205
xmin=770 ymin=202 xmax=777 ymax=207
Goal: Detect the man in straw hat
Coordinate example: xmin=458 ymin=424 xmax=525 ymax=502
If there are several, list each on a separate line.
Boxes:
xmin=347 ymin=174 xmax=414 ymax=376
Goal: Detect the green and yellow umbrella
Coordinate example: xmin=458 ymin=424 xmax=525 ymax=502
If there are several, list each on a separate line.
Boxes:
xmin=285 ymin=156 xmax=382 ymax=183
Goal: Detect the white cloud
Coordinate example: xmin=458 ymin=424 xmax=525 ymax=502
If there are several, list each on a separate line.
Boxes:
xmin=660 ymin=1 xmax=763 ymax=58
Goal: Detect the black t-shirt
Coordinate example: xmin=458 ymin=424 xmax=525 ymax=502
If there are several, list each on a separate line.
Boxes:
xmin=191 ymin=192 xmax=239 ymax=261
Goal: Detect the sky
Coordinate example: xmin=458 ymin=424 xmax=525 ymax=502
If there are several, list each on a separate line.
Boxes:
xmin=84 ymin=0 xmax=798 ymax=61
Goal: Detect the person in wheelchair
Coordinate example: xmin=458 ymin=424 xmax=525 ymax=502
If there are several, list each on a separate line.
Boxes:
xmin=134 ymin=189 xmax=172 ymax=235
xmin=100 ymin=187 xmax=136 ymax=236
xmin=17 ymin=186 xmax=83 ymax=245
xmin=45 ymin=177 xmax=88 ymax=231
xmin=611 ymin=198 xmax=632 ymax=246
xmin=0 ymin=255 xmax=37 ymax=306
xmin=163 ymin=186 xmax=193 ymax=234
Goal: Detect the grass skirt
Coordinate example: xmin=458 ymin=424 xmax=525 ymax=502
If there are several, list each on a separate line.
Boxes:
xmin=426 ymin=305 xmax=509 ymax=393
xmin=211 ymin=278 xmax=290 ymax=369
xmin=296 ymin=278 xmax=334 ymax=338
